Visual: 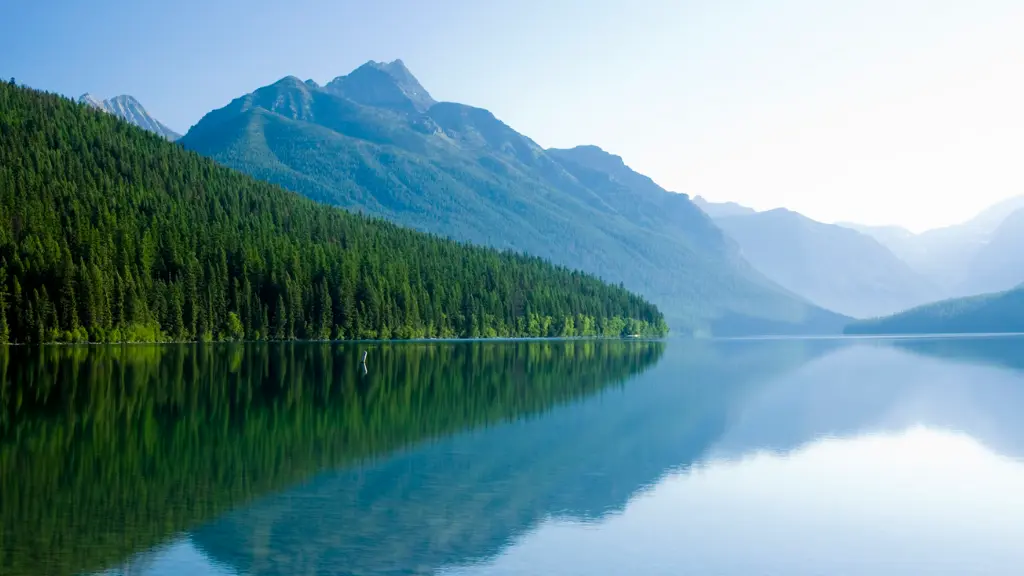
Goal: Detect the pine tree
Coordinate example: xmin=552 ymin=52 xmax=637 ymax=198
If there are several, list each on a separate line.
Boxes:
xmin=60 ymin=251 xmax=79 ymax=333
xmin=11 ymin=277 xmax=22 ymax=343
xmin=0 ymin=267 xmax=8 ymax=344
xmin=260 ymin=304 xmax=270 ymax=341
xmin=274 ymin=296 xmax=287 ymax=341
xmin=318 ymin=279 xmax=332 ymax=341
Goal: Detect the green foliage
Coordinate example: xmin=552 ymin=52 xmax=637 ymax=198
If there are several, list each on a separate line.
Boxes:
xmin=845 ymin=287 xmax=1024 ymax=335
xmin=226 ymin=312 xmax=245 ymax=340
xmin=0 ymin=340 xmax=664 ymax=576
xmin=0 ymin=83 xmax=666 ymax=342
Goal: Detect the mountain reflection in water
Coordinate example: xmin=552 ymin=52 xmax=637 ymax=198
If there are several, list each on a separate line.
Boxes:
xmin=5 ymin=336 xmax=1024 ymax=575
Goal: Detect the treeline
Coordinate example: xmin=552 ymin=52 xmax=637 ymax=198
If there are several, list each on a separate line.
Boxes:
xmin=0 ymin=341 xmax=664 ymax=576
xmin=0 ymin=81 xmax=667 ymax=343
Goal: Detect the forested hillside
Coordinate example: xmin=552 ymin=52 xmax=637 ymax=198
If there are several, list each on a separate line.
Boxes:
xmin=0 ymin=81 xmax=666 ymax=343
xmin=181 ymin=61 xmax=847 ymax=336
xmin=845 ymin=287 xmax=1024 ymax=335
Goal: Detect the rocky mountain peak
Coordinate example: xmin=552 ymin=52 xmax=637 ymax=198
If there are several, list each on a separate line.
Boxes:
xmin=78 ymin=93 xmax=107 ymax=109
xmin=325 ymin=59 xmax=436 ymax=113
xmin=77 ymin=92 xmax=180 ymax=140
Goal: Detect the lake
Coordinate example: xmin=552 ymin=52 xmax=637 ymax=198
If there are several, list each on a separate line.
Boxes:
xmin=3 ymin=337 xmax=1024 ymax=575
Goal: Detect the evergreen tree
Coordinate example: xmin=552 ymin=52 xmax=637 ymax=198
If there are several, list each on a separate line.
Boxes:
xmin=317 ymin=279 xmax=332 ymax=340
xmin=0 ymin=267 xmax=8 ymax=344
xmin=274 ymin=296 xmax=287 ymax=341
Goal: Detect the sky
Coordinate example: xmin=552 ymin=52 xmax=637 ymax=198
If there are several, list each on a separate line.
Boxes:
xmin=4 ymin=0 xmax=1024 ymax=232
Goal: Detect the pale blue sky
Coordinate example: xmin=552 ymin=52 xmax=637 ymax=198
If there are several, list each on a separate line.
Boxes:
xmin=4 ymin=0 xmax=1024 ymax=231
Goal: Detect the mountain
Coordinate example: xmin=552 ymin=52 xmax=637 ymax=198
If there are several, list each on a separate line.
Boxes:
xmin=958 ymin=194 xmax=1024 ymax=234
xmin=0 ymin=80 xmax=666 ymax=343
xmin=959 ymin=208 xmax=1024 ymax=295
xmin=836 ymin=222 xmax=925 ymax=263
xmin=844 ymin=286 xmax=1024 ymax=335
xmin=693 ymin=195 xmax=757 ymax=218
xmin=711 ymin=209 xmax=938 ymax=318
xmin=78 ymin=93 xmax=180 ymax=140
xmin=180 ymin=61 xmax=847 ymax=336
xmin=324 ymin=59 xmax=436 ymax=113
xmin=840 ymin=195 xmax=1024 ymax=296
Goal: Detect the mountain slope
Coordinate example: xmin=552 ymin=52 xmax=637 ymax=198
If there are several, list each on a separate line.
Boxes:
xmin=0 ymin=80 xmax=666 ymax=343
xmin=180 ymin=63 xmax=846 ymax=336
xmin=693 ymin=195 xmax=757 ymax=218
xmin=959 ymin=208 xmax=1024 ymax=295
xmin=845 ymin=287 xmax=1024 ymax=335
xmin=713 ymin=209 xmax=938 ymax=318
xmin=837 ymin=222 xmax=924 ymax=262
xmin=78 ymin=93 xmax=180 ymax=140
xmin=840 ymin=195 xmax=1024 ymax=296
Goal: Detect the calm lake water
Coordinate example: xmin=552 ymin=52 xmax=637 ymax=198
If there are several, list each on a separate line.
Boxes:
xmin=4 ymin=337 xmax=1024 ymax=575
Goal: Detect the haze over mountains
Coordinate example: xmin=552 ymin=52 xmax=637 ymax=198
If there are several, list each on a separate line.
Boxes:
xmin=847 ymin=195 xmax=1024 ymax=297
xmin=712 ymin=209 xmax=938 ymax=318
xmin=696 ymin=193 xmax=1024 ymax=324
xmin=838 ymin=196 xmax=1024 ymax=335
xmin=78 ymin=93 xmax=181 ymax=140
xmin=179 ymin=59 xmax=846 ymax=336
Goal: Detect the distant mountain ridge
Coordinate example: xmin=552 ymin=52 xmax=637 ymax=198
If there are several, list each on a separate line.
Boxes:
xmin=840 ymin=195 xmax=1024 ymax=298
xmin=693 ymin=196 xmax=757 ymax=218
xmin=79 ymin=93 xmax=180 ymax=140
xmin=711 ymin=208 xmax=939 ymax=318
xmin=840 ymin=195 xmax=1024 ymax=334
xmin=180 ymin=60 xmax=847 ymax=336
xmin=964 ymin=208 xmax=1024 ymax=295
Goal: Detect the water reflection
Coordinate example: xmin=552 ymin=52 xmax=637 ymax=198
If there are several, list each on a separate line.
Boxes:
xmin=0 ymin=341 xmax=663 ymax=576
xmin=6 ymin=336 xmax=1024 ymax=575
xmin=190 ymin=339 xmax=839 ymax=575
xmin=446 ymin=336 xmax=1024 ymax=576
xmin=710 ymin=338 xmax=1024 ymax=461
xmin=450 ymin=427 xmax=1024 ymax=576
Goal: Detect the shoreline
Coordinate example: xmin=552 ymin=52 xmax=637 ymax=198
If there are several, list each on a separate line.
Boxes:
xmin=1 ymin=335 xmax=668 ymax=347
